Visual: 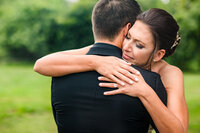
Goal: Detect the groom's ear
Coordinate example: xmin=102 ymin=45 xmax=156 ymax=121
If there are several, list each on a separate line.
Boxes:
xmin=124 ymin=23 xmax=131 ymax=37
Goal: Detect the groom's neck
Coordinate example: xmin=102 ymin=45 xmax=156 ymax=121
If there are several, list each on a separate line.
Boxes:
xmin=94 ymin=37 xmax=123 ymax=49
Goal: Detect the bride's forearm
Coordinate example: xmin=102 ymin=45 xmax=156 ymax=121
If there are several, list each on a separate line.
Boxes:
xmin=139 ymin=88 xmax=185 ymax=133
xmin=34 ymin=54 xmax=98 ymax=77
xmin=34 ymin=45 xmax=93 ymax=76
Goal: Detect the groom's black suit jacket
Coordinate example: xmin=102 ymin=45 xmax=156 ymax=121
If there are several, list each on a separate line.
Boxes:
xmin=51 ymin=43 xmax=167 ymax=133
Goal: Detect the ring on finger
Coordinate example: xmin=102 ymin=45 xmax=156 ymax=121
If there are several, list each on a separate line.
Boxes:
xmin=114 ymin=84 xmax=118 ymax=88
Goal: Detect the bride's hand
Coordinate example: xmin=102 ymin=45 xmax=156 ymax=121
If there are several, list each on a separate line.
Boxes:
xmin=98 ymin=72 xmax=151 ymax=97
xmin=93 ymin=56 xmax=140 ymax=86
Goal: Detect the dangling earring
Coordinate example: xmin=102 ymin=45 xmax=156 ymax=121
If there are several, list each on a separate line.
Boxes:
xmin=153 ymin=59 xmax=156 ymax=62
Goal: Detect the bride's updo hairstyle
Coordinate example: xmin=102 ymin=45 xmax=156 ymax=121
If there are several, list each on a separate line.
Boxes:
xmin=137 ymin=8 xmax=180 ymax=58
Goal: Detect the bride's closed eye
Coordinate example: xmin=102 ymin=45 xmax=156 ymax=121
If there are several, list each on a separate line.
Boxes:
xmin=136 ymin=43 xmax=144 ymax=49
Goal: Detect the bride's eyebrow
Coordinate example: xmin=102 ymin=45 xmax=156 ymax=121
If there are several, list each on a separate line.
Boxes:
xmin=128 ymin=31 xmax=146 ymax=45
xmin=134 ymin=39 xmax=146 ymax=45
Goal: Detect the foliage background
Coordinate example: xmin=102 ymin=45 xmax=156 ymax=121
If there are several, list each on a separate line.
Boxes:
xmin=0 ymin=0 xmax=199 ymax=71
xmin=0 ymin=0 xmax=200 ymax=133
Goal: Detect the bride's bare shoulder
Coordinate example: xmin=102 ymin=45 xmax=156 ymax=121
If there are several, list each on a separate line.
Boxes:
xmin=160 ymin=61 xmax=182 ymax=74
xmin=159 ymin=60 xmax=184 ymax=89
xmin=161 ymin=62 xmax=182 ymax=75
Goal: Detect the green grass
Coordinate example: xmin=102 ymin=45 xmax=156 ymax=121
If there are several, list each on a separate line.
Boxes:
xmin=0 ymin=64 xmax=56 ymax=133
xmin=184 ymin=73 xmax=200 ymax=133
xmin=0 ymin=65 xmax=199 ymax=133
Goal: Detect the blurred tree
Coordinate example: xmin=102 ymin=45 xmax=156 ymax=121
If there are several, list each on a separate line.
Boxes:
xmin=172 ymin=0 xmax=200 ymax=71
xmin=0 ymin=0 xmax=67 ymax=61
xmin=0 ymin=0 xmax=199 ymax=71
xmin=47 ymin=0 xmax=97 ymax=53
xmin=0 ymin=0 xmax=96 ymax=61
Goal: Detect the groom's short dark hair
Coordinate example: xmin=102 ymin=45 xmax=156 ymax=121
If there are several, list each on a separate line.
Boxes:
xmin=92 ymin=0 xmax=141 ymax=41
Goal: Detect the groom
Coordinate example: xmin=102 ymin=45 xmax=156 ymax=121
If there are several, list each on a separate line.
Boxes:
xmin=44 ymin=0 xmax=167 ymax=133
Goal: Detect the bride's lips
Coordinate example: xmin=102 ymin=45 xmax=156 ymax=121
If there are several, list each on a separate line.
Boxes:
xmin=122 ymin=53 xmax=133 ymax=60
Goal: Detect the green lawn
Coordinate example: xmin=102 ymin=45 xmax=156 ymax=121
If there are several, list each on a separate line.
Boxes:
xmin=0 ymin=65 xmax=199 ymax=133
xmin=184 ymin=73 xmax=200 ymax=133
xmin=0 ymin=65 xmax=56 ymax=133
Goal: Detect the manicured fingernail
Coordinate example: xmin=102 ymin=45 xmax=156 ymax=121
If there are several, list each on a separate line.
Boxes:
xmin=129 ymin=80 xmax=133 ymax=84
xmin=136 ymin=71 xmax=140 ymax=75
xmin=121 ymin=82 xmax=125 ymax=86
xmin=99 ymin=83 xmax=102 ymax=86
xmin=135 ymin=77 xmax=139 ymax=82
xmin=98 ymin=77 xmax=101 ymax=80
xmin=104 ymin=92 xmax=108 ymax=95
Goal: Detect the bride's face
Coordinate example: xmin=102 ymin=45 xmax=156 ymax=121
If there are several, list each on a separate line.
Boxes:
xmin=122 ymin=20 xmax=155 ymax=67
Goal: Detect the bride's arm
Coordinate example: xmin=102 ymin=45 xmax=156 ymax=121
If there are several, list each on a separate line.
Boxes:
xmin=100 ymin=66 xmax=188 ymax=133
xmin=34 ymin=45 xmax=139 ymax=85
xmin=138 ymin=67 xmax=188 ymax=133
xmin=34 ymin=45 xmax=93 ymax=76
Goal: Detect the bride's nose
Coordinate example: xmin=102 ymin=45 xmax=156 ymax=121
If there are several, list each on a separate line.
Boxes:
xmin=123 ymin=42 xmax=132 ymax=52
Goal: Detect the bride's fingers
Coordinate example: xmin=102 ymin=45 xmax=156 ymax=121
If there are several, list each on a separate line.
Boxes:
xmin=124 ymin=72 xmax=139 ymax=83
xmin=104 ymin=89 xmax=122 ymax=95
xmin=99 ymin=83 xmax=118 ymax=88
xmin=98 ymin=76 xmax=125 ymax=88
xmin=108 ymin=75 xmax=125 ymax=86
xmin=120 ymin=63 xmax=140 ymax=76
xmin=118 ymin=68 xmax=139 ymax=83
xmin=98 ymin=76 xmax=112 ymax=82
xmin=113 ymin=71 xmax=134 ymax=84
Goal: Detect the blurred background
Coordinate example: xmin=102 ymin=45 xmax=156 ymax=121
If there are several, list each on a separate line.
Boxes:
xmin=0 ymin=0 xmax=199 ymax=132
